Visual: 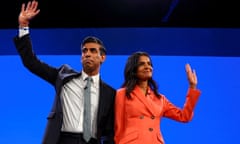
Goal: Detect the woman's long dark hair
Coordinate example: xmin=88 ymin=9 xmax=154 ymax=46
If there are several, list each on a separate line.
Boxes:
xmin=121 ymin=51 xmax=161 ymax=99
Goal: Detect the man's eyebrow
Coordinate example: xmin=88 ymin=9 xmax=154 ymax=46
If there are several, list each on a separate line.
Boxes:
xmin=82 ymin=47 xmax=98 ymax=49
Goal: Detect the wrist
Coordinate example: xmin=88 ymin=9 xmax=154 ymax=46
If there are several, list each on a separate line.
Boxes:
xmin=19 ymin=26 xmax=29 ymax=29
xmin=19 ymin=24 xmax=29 ymax=28
xmin=189 ymin=85 xmax=196 ymax=89
xmin=19 ymin=19 xmax=29 ymax=28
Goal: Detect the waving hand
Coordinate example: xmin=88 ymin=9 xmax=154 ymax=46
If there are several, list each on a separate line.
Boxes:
xmin=19 ymin=1 xmax=40 ymax=27
xmin=185 ymin=63 xmax=198 ymax=89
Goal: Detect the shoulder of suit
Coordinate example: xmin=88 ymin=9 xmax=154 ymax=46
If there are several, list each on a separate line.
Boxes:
xmin=100 ymin=80 xmax=115 ymax=91
xmin=117 ymin=88 xmax=126 ymax=94
xmin=59 ymin=64 xmax=78 ymax=73
xmin=60 ymin=64 xmax=72 ymax=70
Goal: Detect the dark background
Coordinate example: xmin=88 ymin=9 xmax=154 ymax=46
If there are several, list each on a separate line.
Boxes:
xmin=1 ymin=0 xmax=240 ymax=57
xmin=1 ymin=0 xmax=239 ymax=28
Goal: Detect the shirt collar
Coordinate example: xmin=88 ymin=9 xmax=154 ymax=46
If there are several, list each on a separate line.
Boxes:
xmin=81 ymin=70 xmax=100 ymax=84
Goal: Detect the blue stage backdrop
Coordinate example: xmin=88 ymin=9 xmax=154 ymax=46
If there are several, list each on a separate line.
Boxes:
xmin=0 ymin=28 xmax=240 ymax=144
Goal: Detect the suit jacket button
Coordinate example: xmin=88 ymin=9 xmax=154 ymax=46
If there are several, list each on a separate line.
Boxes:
xmin=151 ymin=116 xmax=155 ymax=119
xmin=149 ymin=128 xmax=153 ymax=131
xmin=139 ymin=115 xmax=144 ymax=119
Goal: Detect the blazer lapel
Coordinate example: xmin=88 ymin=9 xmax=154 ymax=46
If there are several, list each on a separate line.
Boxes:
xmin=132 ymin=86 xmax=156 ymax=116
xmin=97 ymin=80 xmax=107 ymax=125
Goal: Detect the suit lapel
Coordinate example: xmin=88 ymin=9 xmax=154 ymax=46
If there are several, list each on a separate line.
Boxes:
xmin=97 ymin=80 xmax=106 ymax=125
xmin=132 ymin=86 xmax=156 ymax=116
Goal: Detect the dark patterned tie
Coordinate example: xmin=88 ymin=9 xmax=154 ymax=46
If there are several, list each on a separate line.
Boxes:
xmin=83 ymin=77 xmax=92 ymax=142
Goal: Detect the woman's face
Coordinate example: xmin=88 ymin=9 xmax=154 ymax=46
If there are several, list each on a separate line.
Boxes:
xmin=136 ymin=55 xmax=153 ymax=81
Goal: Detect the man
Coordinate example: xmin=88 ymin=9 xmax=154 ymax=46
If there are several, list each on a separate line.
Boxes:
xmin=13 ymin=1 xmax=116 ymax=144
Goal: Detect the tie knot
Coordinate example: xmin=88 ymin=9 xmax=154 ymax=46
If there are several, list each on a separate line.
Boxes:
xmin=85 ymin=77 xmax=92 ymax=89
xmin=85 ymin=77 xmax=92 ymax=82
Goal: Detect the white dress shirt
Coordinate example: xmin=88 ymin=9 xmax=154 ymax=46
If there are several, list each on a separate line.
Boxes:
xmin=60 ymin=71 xmax=100 ymax=138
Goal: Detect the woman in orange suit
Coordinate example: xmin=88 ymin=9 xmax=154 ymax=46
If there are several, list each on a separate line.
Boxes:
xmin=114 ymin=51 xmax=201 ymax=144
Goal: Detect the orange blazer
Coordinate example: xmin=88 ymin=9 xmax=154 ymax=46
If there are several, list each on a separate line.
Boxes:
xmin=114 ymin=85 xmax=201 ymax=144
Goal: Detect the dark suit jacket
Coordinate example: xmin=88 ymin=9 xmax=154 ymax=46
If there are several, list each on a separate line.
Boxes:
xmin=13 ymin=34 xmax=116 ymax=144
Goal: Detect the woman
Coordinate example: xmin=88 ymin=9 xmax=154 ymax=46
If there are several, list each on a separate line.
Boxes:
xmin=114 ymin=51 xmax=201 ymax=144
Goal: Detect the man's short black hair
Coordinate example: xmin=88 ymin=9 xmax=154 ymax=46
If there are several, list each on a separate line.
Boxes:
xmin=81 ymin=36 xmax=106 ymax=55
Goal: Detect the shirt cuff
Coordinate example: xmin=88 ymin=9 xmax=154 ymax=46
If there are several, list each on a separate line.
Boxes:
xmin=19 ymin=27 xmax=29 ymax=38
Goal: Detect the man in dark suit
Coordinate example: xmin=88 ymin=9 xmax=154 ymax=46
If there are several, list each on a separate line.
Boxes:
xmin=13 ymin=1 xmax=116 ymax=144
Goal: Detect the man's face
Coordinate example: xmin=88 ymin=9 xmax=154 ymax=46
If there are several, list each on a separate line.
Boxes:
xmin=81 ymin=42 xmax=105 ymax=75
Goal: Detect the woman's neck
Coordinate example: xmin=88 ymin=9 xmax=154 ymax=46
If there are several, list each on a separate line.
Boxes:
xmin=138 ymin=81 xmax=148 ymax=96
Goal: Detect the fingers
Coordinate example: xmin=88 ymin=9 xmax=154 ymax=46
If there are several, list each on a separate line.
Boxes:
xmin=26 ymin=1 xmax=31 ymax=11
xmin=29 ymin=1 xmax=38 ymax=11
xmin=21 ymin=3 xmax=25 ymax=12
xmin=185 ymin=63 xmax=192 ymax=81
xmin=185 ymin=63 xmax=198 ymax=89
xmin=23 ymin=1 xmax=39 ymax=12
xmin=32 ymin=1 xmax=39 ymax=11
xmin=185 ymin=63 xmax=191 ymax=73
xmin=193 ymin=69 xmax=198 ymax=83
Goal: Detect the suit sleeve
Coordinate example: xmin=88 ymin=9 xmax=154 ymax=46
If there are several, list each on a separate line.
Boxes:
xmin=114 ymin=89 xmax=125 ymax=144
xmin=103 ymin=88 xmax=116 ymax=144
xmin=13 ymin=34 xmax=58 ymax=85
xmin=163 ymin=88 xmax=201 ymax=122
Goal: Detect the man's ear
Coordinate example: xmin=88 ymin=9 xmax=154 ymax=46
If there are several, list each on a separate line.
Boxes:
xmin=101 ymin=55 xmax=106 ymax=63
